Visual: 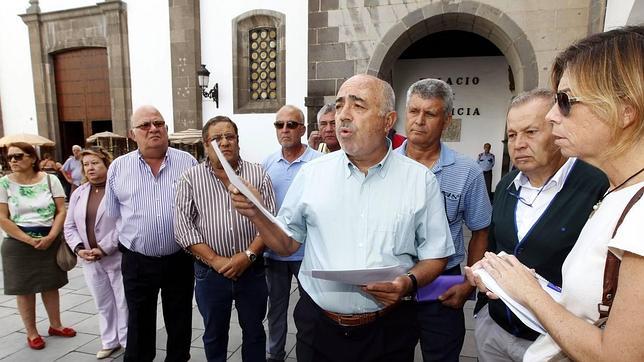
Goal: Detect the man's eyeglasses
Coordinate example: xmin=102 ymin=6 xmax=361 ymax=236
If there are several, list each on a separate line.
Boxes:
xmin=274 ymin=120 xmax=303 ymax=130
xmin=210 ymin=133 xmax=237 ymax=144
xmin=506 ymin=176 xmax=554 ymax=208
xmin=7 ymin=153 xmax=25 ymax=161
xmin=555 ymin=92 xmax=583 ymax=117
xmin=134 ymin=120 xmax=166 ymax=131
xmin=442 ymin=192 xmax=462 ymax=225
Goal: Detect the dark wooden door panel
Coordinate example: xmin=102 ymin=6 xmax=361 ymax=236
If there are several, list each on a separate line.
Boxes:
xmin=54 ymin=48 xmax=111 ymax=156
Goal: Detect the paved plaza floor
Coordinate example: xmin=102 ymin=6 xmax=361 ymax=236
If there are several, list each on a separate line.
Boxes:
xmin=0 ymin=241 xmax=479 ymax=361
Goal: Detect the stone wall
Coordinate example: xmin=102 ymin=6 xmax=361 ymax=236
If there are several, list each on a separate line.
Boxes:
xmin=20 ymin=0 xmax=131 ymax=144
xmin=169 ymin=0 xmax=202 ymax=131
xmin=306 ymin=0 xmax=603 ymax=121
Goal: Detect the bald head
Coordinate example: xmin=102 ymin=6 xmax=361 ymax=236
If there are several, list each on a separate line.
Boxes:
xmin=340 ymin=75 xmax=395 ymax=117
xmin=131 ymin=105 xmax=163 ymax=128
xmin=130 ymin=105 xmax=169 ymax=159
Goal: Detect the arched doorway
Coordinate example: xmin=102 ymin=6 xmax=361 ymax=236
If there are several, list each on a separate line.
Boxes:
xmin=54 ymin=48 xmax=112 ymax=158
xmin=390 ymin=30 xmax=513 ymax=185
xmin=367 ymin=4 xmax=537 ymax=187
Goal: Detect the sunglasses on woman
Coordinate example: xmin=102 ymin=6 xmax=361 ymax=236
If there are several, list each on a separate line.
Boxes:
xmin=273 ymin=120 xmax=303 ymax=130
xmin=7 ymin=153 xmax=26 ymax=161
xmin=555 ymin=91 xmax=583 ymax=116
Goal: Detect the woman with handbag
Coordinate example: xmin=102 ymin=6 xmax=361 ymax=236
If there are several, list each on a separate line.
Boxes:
xmin=466 ymin=26 xmax=644 ymax=361
xmin=64 ymin=146 xmax=127 ymax=359
xmin=0 ymin=142 xmax=76 ymax=350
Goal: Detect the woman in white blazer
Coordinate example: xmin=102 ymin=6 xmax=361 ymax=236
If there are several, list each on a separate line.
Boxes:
xmin=64 ymin=147 xmax=127 ymax=359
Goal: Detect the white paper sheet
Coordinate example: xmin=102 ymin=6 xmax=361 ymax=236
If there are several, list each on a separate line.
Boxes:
xmin=311 ymin=265 xmax=407 ymax=285
xmin=210 ymin=140 xmax=291 ymax=236
xmin=473 ymin=252 xmax=562 ymax=335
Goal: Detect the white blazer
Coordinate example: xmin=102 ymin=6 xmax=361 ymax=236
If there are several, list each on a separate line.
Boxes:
xmin=64 ymin=182 xmax=119 ymax=263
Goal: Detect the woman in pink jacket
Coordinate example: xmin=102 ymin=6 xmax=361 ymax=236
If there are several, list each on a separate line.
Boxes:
xmin=64 ymin=146 xmax=127 ymax=359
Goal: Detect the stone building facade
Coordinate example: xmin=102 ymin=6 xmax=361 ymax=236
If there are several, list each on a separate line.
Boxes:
xmin=5 ymin=0 xmax=633 ymax=163
xmin=304 ymin=0 xmax=605 ymax=126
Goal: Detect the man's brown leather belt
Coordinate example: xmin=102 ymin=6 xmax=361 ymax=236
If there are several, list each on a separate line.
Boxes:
xmin=323 ymin=303 xmax=398 ymax=327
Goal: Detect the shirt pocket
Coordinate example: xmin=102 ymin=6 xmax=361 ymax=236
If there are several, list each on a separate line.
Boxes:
xmin=442 ymin=191 xmax=462 ymax=226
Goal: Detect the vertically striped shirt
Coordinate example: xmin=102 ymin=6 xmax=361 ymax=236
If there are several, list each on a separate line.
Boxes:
xmin=174 ymin=159 xmax=276 ymax=257
xmin=105 ymin=148 xmax=198 ymax=256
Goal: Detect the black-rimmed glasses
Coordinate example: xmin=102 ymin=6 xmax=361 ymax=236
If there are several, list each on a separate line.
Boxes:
xmin=506 ymin=175 xmax=554 ymax=207
xmin=442 ymin=191 xmax=461 ymax=225
xmin=555 ymin=92 xmax=583 ymax=117
xmin=274 ymin=120 xmax=303 ymax=130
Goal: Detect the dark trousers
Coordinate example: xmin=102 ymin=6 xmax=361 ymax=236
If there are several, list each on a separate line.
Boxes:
xmin=194 ymin=260 xmax=267 ymax=362
xmin=266 ymin=259 xmax=301 ymax=360
xmin=483 ymin=170 xmax=493 ymax=199
xmin=120 ymin=244 xmax=194 ymax=362
xmin=418 ymin=266 xmax=465 ymax=362
xmin=294 ymin=289 xmax=418 ymax=362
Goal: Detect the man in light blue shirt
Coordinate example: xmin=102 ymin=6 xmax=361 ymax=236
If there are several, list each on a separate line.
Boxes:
xmin=230 ymin=74 xmax=453 ymax=361
xmin=62 ymin=145 xmax=83 ymax=194
xmin=395 ymin=78 xmax=492 ymax=361
xmin=262 ymin=105 xmax=322 ymax=362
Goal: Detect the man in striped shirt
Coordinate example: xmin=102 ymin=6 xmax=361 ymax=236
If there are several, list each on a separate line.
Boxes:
xmin=174 ymin=116 xmax=276 ymax=362
xmin=395 ymin=79 xmax=492 ymax=361
xmin=105 ymin=105 xmax=198 ymax=362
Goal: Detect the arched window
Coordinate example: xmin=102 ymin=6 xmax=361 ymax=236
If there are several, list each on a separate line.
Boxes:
xmin=232 ymin=10 xmax=285 ymax=113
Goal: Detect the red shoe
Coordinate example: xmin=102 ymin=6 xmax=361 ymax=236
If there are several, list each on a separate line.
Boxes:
xmin=48 ymin=326 xmax=77 ymax=337
xmin=27 ymin=335 xmax=46 ymax=350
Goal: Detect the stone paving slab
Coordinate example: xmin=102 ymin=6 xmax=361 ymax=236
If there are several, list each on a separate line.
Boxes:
xmin=0 ymin=232 xmax=480 ymax=361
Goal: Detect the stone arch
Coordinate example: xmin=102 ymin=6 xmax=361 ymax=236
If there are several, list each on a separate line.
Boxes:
xmin=367 ymin=1 xmax=538 ymax=93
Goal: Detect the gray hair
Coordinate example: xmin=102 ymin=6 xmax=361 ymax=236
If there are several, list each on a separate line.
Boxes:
xmin=509 ymin=88 xmax=554 ymax=111
xmin=72 ymin=145 xmax=82 ymax=151
xmin=406 ymin=78 xmax=454 ymax=115
xmin=278 ymin=105 xmax=305 ymax=123
xmin=316 ymin=103 xmax=335 ymax=123
xmin=380 ymin=80 xmax=395 ymax=116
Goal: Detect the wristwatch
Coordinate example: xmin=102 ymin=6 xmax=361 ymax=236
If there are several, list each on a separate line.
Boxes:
xmin=244 ymin=249 xmax=257 ymax=263
xmin=405 ymin=272 xmax=418 ymax=294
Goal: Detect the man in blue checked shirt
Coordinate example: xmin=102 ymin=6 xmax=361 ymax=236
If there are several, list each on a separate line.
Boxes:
xmin=105 ymin=105 xmax=198 ymax=362
xmin=395 ymin=78 xmax=492 ymax=361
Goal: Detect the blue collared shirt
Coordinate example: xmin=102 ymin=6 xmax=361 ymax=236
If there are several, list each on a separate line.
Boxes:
xmin=396 ymin=141 xmax=492 ymax=269
xmin=262 ymin=145 xmax=322 ymax=261
xmin=105 ymin=147 xmax=198 ymax=256
xmin=477 ymin=152 xmax=495 ymax=172
xmin=277 ymin=146 xmax=453 ymax=313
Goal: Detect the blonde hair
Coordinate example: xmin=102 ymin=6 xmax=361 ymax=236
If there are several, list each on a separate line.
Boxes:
xmin=551 ymin=26 xmax=643 ymax=156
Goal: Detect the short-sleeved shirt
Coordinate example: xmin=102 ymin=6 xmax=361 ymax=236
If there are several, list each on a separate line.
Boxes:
xmin=477 ymin=152 xmax=495 ymax=172
xmin=396 ymin=141 xmax=492 ymax=269
xmin=277 ymin=147 xmax=454 ymax=313
xmin=105 ymin=147 xmax=198 ymax=257
xmin=524 ymin=182 xmax=644 ymax=361
xmin=0 ymin=173 xmax=65 ymax=227
xmin=62 ymin=157 xmax=83 ymax=186
xmin=262 ymin=145 xmax=322 ymax=261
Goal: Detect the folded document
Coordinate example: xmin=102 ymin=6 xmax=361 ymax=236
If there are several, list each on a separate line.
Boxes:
xmin=473 ymin=266 xmax=562 ymax=335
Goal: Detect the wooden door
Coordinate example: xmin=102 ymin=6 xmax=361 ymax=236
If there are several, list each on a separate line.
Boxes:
xmin=54 ymin=48 xmax=112 ymax=158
